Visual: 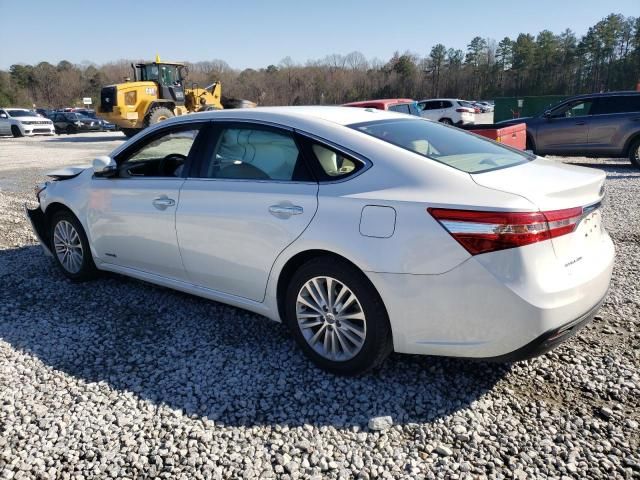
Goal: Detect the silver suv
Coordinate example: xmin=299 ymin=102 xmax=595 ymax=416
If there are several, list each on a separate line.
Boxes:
xmin=499 ymin=92 xmax=640 ymax=168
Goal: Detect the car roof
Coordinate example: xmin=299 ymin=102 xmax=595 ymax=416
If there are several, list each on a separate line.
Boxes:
xmin=161 ymin=106 xmax=411 ymax=127
xmin=565 ymin=91 xmax=640 ymax=101
xmin=343 ymin=99 xmax=415 ymax=107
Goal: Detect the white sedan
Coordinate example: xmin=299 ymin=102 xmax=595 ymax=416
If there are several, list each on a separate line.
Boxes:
xmin=26 ymin=107 xmax=614 ymax=375
xmin=0 ymin=108 xmax=55 ymax=136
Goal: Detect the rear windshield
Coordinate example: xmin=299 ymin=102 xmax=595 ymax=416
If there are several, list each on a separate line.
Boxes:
xmin=350 ymin=118 xmax=532 ymax=173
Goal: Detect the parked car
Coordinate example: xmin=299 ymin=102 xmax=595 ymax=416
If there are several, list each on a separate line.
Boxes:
xmin=476 ymin=101 xmax=495 ymax=112
xmin=35 ymin=108 xmax=56 ymax=119
xmin=417 ymin=99 xmax=476 ymax=125
xmin=26 ymin=107 xmax=613 ymax=375
xmin=74 ymin=108 xmax=96 ymax=117
xmin=498 ymin=91 xmax=640 ymax=168
xmin=51 ymin=112 xmax=102 ymax=134
xmin=471 ymin=101 xmax=491 ymax=113
xmin=99 ymin=119 xmax=118 ymax=131
xmin=72 ymin=109 xmax=117 ymax=131
xmin=0 ymin=108 xmax=55 ymax=137
xmin=343 ymin=98 xmax=421 ymax=116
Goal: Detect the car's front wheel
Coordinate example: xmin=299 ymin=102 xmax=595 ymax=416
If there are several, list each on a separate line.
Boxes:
xmin=11 ymin=125 xmax=23 ymax=137
xmin=285 ymin=256 xmax=392 ymax=375
xmin=49 ymin=210 xmax=97 ymax=282
xmin=629 ymin=137 xmax=640 ymax=169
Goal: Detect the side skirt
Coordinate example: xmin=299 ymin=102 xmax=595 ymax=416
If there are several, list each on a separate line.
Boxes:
xmin=97 ymin=262 xmax=279 ymax=321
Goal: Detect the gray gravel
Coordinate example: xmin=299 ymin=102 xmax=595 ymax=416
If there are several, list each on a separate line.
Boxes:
xmin=1 ymin=134 xmax=639 ymax=479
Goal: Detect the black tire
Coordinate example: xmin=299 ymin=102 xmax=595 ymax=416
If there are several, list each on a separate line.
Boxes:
xmin=144 ymin=106 xmax=174 ymax=128
xmin=285 ymin=256 xmax=393 ymax=375
xmin=49 ymin=210 xmax=97 ymax=282
xmin=526 ymin=135 xmax=536 ymax=154
xmin=221 ymin=97 xmax=256 ymax=109
xmin=65 ymin=125 xmax=75 ymax=135
xmin=121 ymin=128 xmax=139 ymax=138
xmin=629 ymin=137 xmax=640 ymax=169
xmin=11 ymin=125 xmax=23 ymax=137
xmin=439 ymin=118 xmax=453 ymax=125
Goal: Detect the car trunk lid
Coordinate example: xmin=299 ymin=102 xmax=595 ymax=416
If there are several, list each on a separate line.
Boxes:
xmin=471 ymin=157 xmax=606 ymax=267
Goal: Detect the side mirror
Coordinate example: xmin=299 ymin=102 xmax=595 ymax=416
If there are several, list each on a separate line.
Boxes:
xmin=93 ymin=156 xmax=116 ymax=176
xmin=0 ymin=113 xmax=7 ymax=119
xmin=543 ymin=110 xmax=552 ymax=118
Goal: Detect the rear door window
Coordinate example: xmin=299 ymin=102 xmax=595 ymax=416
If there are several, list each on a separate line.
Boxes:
xmin=388 ymin=103 xmax=411 ymax=114
xmin=592 ymin=96 xmax=640 ymax=115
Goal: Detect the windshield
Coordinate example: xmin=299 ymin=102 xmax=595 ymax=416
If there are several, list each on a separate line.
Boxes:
xmin=140 ymin=64 xmax=181 ymax=86
xmin=6 ymin=109 xmax=35 ymax=118
xmin=350 ymin=118 xmax=532 ymax=174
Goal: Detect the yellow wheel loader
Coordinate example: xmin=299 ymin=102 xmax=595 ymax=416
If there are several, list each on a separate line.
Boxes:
xmin=98 ymin=56 xmax=254 ymax=138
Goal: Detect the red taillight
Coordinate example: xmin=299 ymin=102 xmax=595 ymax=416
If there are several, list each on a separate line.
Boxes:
xmin=455 ymin=108 xmax=469 ymax=113
xmin=428 ymin=207 xmax=584 ymax=255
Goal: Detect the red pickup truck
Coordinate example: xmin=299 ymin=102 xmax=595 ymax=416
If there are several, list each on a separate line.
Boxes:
xmin=461 ymin=123 xmax=527 ymax=150
xmin=343 ymin=99 xmax=421 ymax=116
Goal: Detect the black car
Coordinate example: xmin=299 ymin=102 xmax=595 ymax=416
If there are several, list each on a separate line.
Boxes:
xmin=35 ymin=108 xmax=55 ymax=119
xmin=498 ymin=91 xmax=640 ymax=168
xmin=74 ymin=109 xmax=118 ymax=131
xmin=51 ymin=112 xmax=103 ymax=134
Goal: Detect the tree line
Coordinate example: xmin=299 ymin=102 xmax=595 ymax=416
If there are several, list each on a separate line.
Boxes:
xmin=1 ymin=12 xmax=638 ymax=109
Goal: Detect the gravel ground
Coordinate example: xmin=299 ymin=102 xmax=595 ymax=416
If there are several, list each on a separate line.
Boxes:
xmin=0 ymin=133 xmax=638 ymax=479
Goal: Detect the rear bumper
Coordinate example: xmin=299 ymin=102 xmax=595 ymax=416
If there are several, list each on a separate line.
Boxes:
xmin=478 ymin=293 xmax=605 ymax=362
xmin=24 ymin=204 xmax=52 ymax=257
xmin=366 ymin=234 xmax=614 ymax=359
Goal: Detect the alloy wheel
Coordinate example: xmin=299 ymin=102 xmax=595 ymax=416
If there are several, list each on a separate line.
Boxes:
xmin=296 ymin=276 xmax=367 ymax=361
xmin=53 ymin=220 xmax=84 ymax=274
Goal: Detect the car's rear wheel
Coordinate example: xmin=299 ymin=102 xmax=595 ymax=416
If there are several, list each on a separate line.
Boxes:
xmin=439 ymin=118 xmax=453 ymax=125
xmin=629 ymin=138 xmax=640 ymax=169
xmin=49 ymin=211 xmax=97 ymax=282
xmin=526 ymin=135 xmax=536 ymax=154
xmin=285 ymin=256 xmax=392 ymax=375
xmin=65 ymin=125 xmax=75 ymax=135
xmin=11 ymin=125 xmax=22 ymax=137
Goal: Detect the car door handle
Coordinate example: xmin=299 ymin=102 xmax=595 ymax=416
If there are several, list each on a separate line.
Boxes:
xmin=152 ymin=197 xmax=176 ymax=210
xmin=575 ymin=121 xmax=586 ymax=126
xmin=269 ymin=205 xmax=303 ymax=218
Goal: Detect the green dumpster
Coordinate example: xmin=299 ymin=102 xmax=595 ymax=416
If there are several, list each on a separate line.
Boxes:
xmin=494 ymin=95 xmax=568 ymax=123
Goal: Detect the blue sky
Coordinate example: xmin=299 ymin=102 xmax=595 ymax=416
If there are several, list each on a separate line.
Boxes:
xmin=0 ymin=0 xmax=637 ymax=69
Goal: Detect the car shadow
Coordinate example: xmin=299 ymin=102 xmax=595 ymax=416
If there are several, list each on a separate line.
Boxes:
xmin=45 ymin=134 xmax=126 ymax=143
xmin=0 ymin=245 xmax=509 ymax=428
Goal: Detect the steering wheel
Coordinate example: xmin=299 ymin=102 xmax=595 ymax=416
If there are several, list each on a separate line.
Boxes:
xmin=158 ymin=153 xmax=187 ymax=176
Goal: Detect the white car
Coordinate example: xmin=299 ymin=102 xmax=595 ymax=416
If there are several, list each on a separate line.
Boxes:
xmin=476 ymin=101 xmax=495 ymax=112
xmin=26 ymin=107 xmax=614 ymax=375
xmin=0 ymin=108 xmax=55 ymax=137
xmin=417 ymin=98 xmax=476 ymax=125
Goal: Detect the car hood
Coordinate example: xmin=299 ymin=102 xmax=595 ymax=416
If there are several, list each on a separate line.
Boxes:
xmin=47 ymin=165 xmax=90 ymax=179
xmin=12 ymin=115 xmax=46 ymax=122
